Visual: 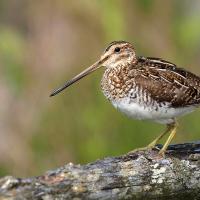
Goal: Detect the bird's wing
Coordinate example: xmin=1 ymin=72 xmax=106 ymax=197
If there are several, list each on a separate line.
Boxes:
xmin=133 ymin=57 xmax=200 ymax=107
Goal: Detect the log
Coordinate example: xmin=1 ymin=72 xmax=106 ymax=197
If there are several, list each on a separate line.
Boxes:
xmin=0 ymin=142 xmax=200 ymax=200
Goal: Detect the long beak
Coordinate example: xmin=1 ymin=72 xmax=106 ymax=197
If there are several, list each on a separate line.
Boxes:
xmin=50 ymin=60 xmax=102 ymax=97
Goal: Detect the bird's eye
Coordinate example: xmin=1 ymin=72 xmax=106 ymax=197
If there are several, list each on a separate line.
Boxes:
xmin=114 ymin=47 xmax=120 ymax=53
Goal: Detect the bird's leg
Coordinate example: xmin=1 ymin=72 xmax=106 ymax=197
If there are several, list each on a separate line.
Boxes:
xmin=128 ymin=122 xmax=177 ymax=155
xmin=128 ymin=125 xmax=171 ymax=154
xmin=147 ymin=124 xmax=172 ymax=148
xmin=159 ymin=121 xmax=178 ymax=156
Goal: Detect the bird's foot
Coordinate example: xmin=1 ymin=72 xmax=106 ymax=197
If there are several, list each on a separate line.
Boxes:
xmin=128 ymin=145 xmax=166 ymax=159
xmin=128 ymin=141 xmax=164 ymax=156
xmin=128 ymin=146 xmax=155 ymax=155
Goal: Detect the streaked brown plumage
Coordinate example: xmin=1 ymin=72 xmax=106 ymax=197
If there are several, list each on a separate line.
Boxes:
xmin=50 ymin=41 xmax=200 ymax=155
xmin=101 ymin=56 xmax=200 ymax=107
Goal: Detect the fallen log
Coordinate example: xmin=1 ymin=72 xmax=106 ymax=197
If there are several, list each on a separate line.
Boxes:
xmin=0 ymin=142 xmax=200 ymax=200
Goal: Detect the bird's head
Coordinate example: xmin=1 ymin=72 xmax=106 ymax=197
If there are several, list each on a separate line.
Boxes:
xmin=100 ymin=41 xmax=136 ymax=68
xmin=50 ymin=41 xmax=136 ymax=97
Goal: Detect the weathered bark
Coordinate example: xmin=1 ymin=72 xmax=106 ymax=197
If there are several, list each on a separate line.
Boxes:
xmin=0 ymin=142 xmax=200 ymax=200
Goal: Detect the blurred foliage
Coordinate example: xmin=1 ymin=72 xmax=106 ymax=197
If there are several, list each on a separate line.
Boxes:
xmin=98 ymin=0 xmax=125 ymax=40
xmin=0 ymin=0 xmax=200 ymax=176
xmin=0 ymin=27 xmax=26 ymax=94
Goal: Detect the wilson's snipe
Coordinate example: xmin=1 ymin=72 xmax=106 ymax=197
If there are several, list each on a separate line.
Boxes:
xmin=50 ymin=41 xmax=200 ymax=155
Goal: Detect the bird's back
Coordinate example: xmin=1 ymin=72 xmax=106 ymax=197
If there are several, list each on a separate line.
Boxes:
xmin=134 ymin=57 xmax=200 ymax=107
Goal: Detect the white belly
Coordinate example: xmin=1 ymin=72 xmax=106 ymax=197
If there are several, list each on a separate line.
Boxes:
xmin=112 ymin=98 xmax=195 ymax=124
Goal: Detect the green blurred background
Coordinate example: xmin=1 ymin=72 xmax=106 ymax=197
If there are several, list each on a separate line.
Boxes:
xmin=0 ymin=0 xmax=200 ymax=177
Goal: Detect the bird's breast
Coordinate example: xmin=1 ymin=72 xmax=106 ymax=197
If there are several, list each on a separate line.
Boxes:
xmin=101 ymin=65 xmax=134 ymax=101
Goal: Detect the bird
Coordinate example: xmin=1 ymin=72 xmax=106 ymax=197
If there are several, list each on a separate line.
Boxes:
xmin=50 ymin=40 xmax=200 ymax=155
